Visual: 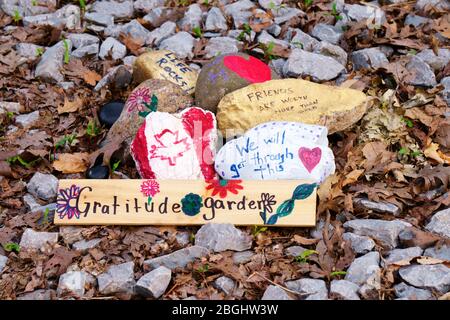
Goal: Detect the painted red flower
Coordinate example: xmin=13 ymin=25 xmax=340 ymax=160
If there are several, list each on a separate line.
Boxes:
xmin=56 ymin=185 xmax=81 ymax=219
xmin=126 ymin=87 xmax=151 ymax=112
xmin=205 ymin=179 xmax=243 ymax=199
xmin=140 ymin=179 xmax=160 ymax=197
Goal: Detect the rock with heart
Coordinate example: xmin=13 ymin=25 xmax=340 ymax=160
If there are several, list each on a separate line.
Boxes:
xmin=131 ymin=107 xmax=217 ymax=179
xmin=195 ymin=53 xmax=279 ymax=113
xmin=214 ymin=121 xmax=335 ymax=183
xmin=133 ymin=50 xmax=198 ymax=95
xmin=217 ymin=79 xmax=369 ymax=135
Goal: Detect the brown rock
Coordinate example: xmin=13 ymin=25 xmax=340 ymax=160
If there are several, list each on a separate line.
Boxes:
xmin=216 ymin=79 xmax=370 ymax=135
xmin=195 ymin=53 xmax=279 ymax=113
xmin=133 ymin=50 xmax=198 ymax=95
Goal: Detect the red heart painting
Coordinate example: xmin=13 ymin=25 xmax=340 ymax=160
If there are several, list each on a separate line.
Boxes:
xmin=298 ymin=147 xmax=322 ymax=173
xmin=223 ymin=55 xmax=272 ymax=83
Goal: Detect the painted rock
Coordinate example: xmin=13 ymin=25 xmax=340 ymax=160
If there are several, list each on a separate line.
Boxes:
xmin=131 ymin=107 xmax=217 ymax=179
xmin=217 ymin=79 xmax=369 ymax=135
xmin=215 ymin=121 xmax=335 ymax=183
xmin=195 ymin=53 xmax=279 ymax=113
xmin=133 ymin=50 xmax=198 ymax=95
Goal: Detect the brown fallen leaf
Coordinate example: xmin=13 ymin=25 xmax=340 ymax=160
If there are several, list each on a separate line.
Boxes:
xmin=53 ymin=152 xmax=90 ymax=173
xmin=342 ymin=169 xmax=364 ymax=187
xmin=58 ymin=96 xmax=83 ymax=114
xmin=83 ymin=70 xmax=102 ymax=86
xmin=292 ymin=234 xmax=320 ymax=246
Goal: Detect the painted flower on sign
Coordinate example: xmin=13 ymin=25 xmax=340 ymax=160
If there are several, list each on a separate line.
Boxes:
xmin=205 ymin=179 xmax=243 ymax=199
xmin=140 ymin=179 xmax=160 ymax=204
xmin=56 ymin=185 xmax=81 ymax=219
xmin=181 ymin=193 xmax=203 ymax=216
xmin=126 ymin=87 xmax=151 ymax=112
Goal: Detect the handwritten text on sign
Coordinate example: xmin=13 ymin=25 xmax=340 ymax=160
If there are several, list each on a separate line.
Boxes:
xmin=54 ymin=179 xmax=317 ymax=226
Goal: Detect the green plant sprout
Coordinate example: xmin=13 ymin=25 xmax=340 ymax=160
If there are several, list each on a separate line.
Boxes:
xmin=291 ymin=41 xmax=304 ymax=49
xmin=6 ymin=111 xmax=14 ymax=119
xmin=398 ymin=147 xmax=421 ymax=158
xmin=12 ymin=9 xmax=22 ymax=24
xmin=268 ymin=1 xmax=286 ymax=14
xmin=35 ymin=47 xmax=44 ymax=57
xmin=31 ymin=0 xmax=38 ymax=6
xmin=111 ymin=160 xmax=121 ymax=172
xmin=252 ymin=225 xmax=268 ymax=236
xmin=192 ymin=26 xmax=203 ymax=38
xmin=401 ymin=117 xmax=414 ymax=128
xmin=331 ymin=2 xmax=343 ymax=21
xmin=86 ymin=119 xmax=101 ymax=137
xmin=79 ymin=0 xmax=86 ymax=11
xmin=295 ymin=249 xmax=318 ymax=263
xmin=6 ymin=155 xmax=39 ymax=168
xmin=55 ymin=134 xmax=77 ymax=150
xmin=237 ymin=23 xmax=252 ymax=41
xmin=304 ymin=0 xmax=313 ymax=8
xmin=62 ymin=38 xmax=70 ymax=64
xmin=196 ymin=264 xmax=209 ymax=273
xmin=42 ymin=207 xmax=50 ymax=224
xmin=330 ymin=270 xmax=347 ymax=277
xmin=3 ymin=242 xmax=20 ymax=253
xmin=260 ymin=41 xmax=276 ymax=60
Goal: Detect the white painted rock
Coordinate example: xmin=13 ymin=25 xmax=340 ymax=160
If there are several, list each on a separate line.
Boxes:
xmin=215 ymin=121 xmax=335 ymax=183
xmin=131 ymin=107 xmax=217 ymax=179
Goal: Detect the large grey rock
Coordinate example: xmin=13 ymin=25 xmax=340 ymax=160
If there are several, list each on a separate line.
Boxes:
xmin=205 ymin=37 xmax=242 ymax=58
xmin=57 ymin=271 xmax=95 ymax=297
xmin=99 ymin=37 xmax=127 ymax=60
xmin=71 ymin=43 xmax=99 ymax=59
xmin=15 ymin=43 xmax=45 ymax=60
xmin=232 ymin=250 xmax=254 ymax=264
xmin=424 ymin=244 xmax=450 ymax=261
xmin=314 ymin=41 xmax=348 ymax=66
xmin=135 ymin=266 xmax=171 ymax=298
xmin=142 ymin=7 xmax=178 ymax=28
xmin=416 ymin=49 xmax=450 ymax=72
xmin=144 ymin=246 xmax=209 ymax=270
xmin=441 ymin=77 xmax=450 ymax=106
xmin=345 ymin=4 xmax=386 ymax=26
xmin=285 ymin=278 xmax=328 ymax=300
xmin=179 ymin=3 xmax=202 ymax=30
xmin=406 ymin=56 xmax=437 ymax=87
xmin=405 ymin=14 xmax=430 ymax=27
xmin=345 ymin=252 xmax=380 ymax=287
xmin=426 ymin=208 xmax=450 ymax=238
xmin=330 ymin=280 xmax=360 ymax=300
xmin=159 ymin=31 xmax=197 ymax=59
xmin=343 ymin=232 xmax=375 ymax=255
xmin=343 ymin=219 xmax=412 ymax=249
xmin=134 ymin=0 xmax=164 ymax=13
xmin=351 ymin=48 xmax=389 ymax=71
xmin=205 ymin=7 xmax=228 ymax=32
xmin=23 ymin=193 xmax=40 ymax=211
xmin=91 ymin=0 xmax=134 ymax=19
xmin=287 ymin=28 xmax=320 ymax=51
xmin=415 ymin=0 xmax=450 ymax=11
xmin=72 ymin=238 xmax=102 ymax=253
xmin=27 ymin=172 xmax=58 ymax=201
xmin=272 ymin=6 xmax=304 ymax=24
xmin=224 ymin=0 xmax=255 ymax=28
xmin=195 ymin=223 xmax=252 ymax=252
xmin=84 ymin=12 xmax=114 ymax=26
xmin=17 ymin=289 xmax=55 ymax=300
xmin=311 ymin=23 xmax=343 ymax=45
xmin=15 ymin=111 xmax=39 ymax=128
xmin=261 ymin=285 xmax=294 ymax=300
xmin=97 ymin=261 xmax=135 ymax=295
xmin=147 ymin=21 xmax=176 ymax=46
xmin=283 ymin=48 xmax=345 ymax=81
xmin=0 ymin=101 xmax=23 ymax=115
xmin=0 ymin=255 xmax=7 ymax=273
xmin=399 ymin=264 xmax=450 ymax=294
xmin=35 ymin=40 xmax=72 ymax=83
xmin=22 ymin=4 xmax=80 ymax=30
xmin=214 ymin=276 xmax=235 ymax=295
xmin=394 ymin=282 xmax=433 ymax=300
xmin=66 ymin=33 xmax=99 ymax=49
xmin=384 ymin=247 xmax=423 ymax=265
xmin=19 ymin=228 xmax=58 ymax=250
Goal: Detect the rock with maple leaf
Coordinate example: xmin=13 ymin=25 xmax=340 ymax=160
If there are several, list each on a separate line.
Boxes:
xmin=214 ymin=121 xmax=335 ymax=182
xmin=195 ymin=53 xmax=279 ymax=113
xmin=130 ymin=107 xmax=217 ymax=179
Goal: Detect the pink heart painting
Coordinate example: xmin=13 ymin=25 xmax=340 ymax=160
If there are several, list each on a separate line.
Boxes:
xmin=223 ymin=55 xmax=272 ymax=83
xmin=298 ymin=147 xmax=322 ymax=173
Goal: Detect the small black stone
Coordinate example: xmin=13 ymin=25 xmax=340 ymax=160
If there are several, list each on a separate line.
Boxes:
xmin=99 ymin=101 xmax=124 ymax=128
xmin=86 ymin=165 xmax=109 ymax=179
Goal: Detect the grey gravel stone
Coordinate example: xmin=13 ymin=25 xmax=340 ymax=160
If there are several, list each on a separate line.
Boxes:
xmin=17 ymin=289 xmax=55 ymax=300
xmin=135 ymin=266 xmax=171 ymax=298
xmin=195 ymin=223 xmax=252 ymax=252
xmin=0 ymin=101 xmax=23 ymax=115
xmin=84 ymin=12 xmax=114 ymax=26
xmin=205 ymin=36 xmax=242 ymax=58
xmin=351 ymin=48 xmax=389 ymax=71
xmin=399 ymin=264 xmax=450 ymax=294
xmin=345 ymin=4 xmax=386 ymax=26
xmin=134 ymin=0 xmax=165 ymax=13
xmin=71 ymin=43 xmax=99 ymax=58
xmin=2 ymin=0 xmax=56 ymax=17
xmin=311 ymin=23 xmax=343 ymax=45
xmin=214 ymin=276 xmax=235 ymax=295
xmin=23 ymin=193 xmax=40 ymax=211
xmin=27 ymin=172 xmax=58 ymax=201
xmin=94 ymin=65 xmax=132 ymax=91
xmin=258 ymin=30 xmax=289 ymax=48
xmin=175 ymin=231 xmax=191 ymax=247
xmin=394 ymin=282 xmax=433 ymax=300
xmin=426 ymin=208 xmax=450 ymax=238
xmin=35 ymin=40 xmax=72 ymax=83
xmin=15 ymin=43 xmax=45 ymax=60
xmin=314 ymin=41 xmax=348 ymax=66
xmin=227 ymin=29 xmax=256 ymax=42
xmin=72 ymin=238 xmax=102 ymax=253
xmin=406 ymin=56 xmax=437 ymax=87
xmin=99 ymin=37 xmax=127 ymax=60
xmin=15 ymin=110 xmax=39 ymax=128
xmin=261 ymin=285 xmax=295 ymax=300
xmin=330 ymin=280 xmax=360 ymax=300
xmin=0 ymin=255 xmax=7 ymax=274
xmin=205 ymin=7 xmax=228 ymax=32
xmin=224 ymin=0 xmax=255 ymax=28
xmin=121 ymin=19 xmax=152 ymax=44
xmin=343 ymin=219 xmax=412 ymax=249
xmin=30 ymin=202 xmax=56 ymax=215
xmin=287 ymin=28 xmax=320 ymax=51
xmin=59 ymin=226 xmax=84 ymax=245
xmin=144 ymin=246 xmax=209 ymax=270
xmin=405 ymin=14 xmax=430 ymax=27
xmin=415 ymin=0 xmax=450 ymax=11
xmin=310 ymin=218 xmax=335 ymax=239
xmin=159 ymin=31 xmax=197 ymax=59
xmin=179 ymin=3 xmax=202 ymax=30
xmin=343 ymin=233 xmax=376 ymax=255
xmin=416 ymin=49 xmax=450 ymax=72
xmin=345 ymin=252 xmax=380 ymax=287
xmin=267 ymin=24 xmax=281 ymax=37
xmin=258 ymin=0 xmax=282 ymax=10
xmin=91 ymin=0 xmax=134 ymax=19
xmin=441 ymin=77 xmax=450 ymax=106
xmin=269 ymin=58 xmax=285 ymax=76
xmin=19 ymin=228 xmax=58 ymax=251
xmin=57 ymin=271 xmax=95 ymax=297
xmin=147 ymin=21 xmax=176 ymax=46
xmin=424 ymin=244 xmax=450 ymax=261
xmin=286 ymin=278 xmax=328 ymax=300
xmin=285 ymin=246 xmax=307 ymax=257
xmin=272 ymin=6 xmax=304 ymax=25
xmin=232 ymin=250 xmax=254 ymax=264
xmin=97 ymin=261 xmax=135 ymax=295
xmin=142 ymin=7 xmax=178 ymax=28
xmin=123 ymin=55 xmax=137 ymax=67
xmin=22 ymin=4 xmax=80 ymax=30
xmin=384 ymin=247 xmax=423 ymax=265
xmin=66 ymin=33 xmax=100 ymax=49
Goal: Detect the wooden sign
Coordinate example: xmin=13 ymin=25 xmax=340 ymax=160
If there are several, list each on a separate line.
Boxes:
xmin=54 ymin=179 xmax=317 ymax=226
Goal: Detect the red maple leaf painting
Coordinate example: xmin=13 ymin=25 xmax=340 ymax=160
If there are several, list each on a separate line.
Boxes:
xmin=149 ymin=129 xmax=191 ymax=166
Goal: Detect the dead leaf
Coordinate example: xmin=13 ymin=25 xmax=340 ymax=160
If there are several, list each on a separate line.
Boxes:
xmin=44 ymin=247 xmax=79 ymax=276
xmin=83 ymin=70 xmax=102 ymax=86
xmin=293 ymin=234 xmax=320 ymax=246
xmin=424 ymin=142 xmax=446 ymax=164
xmin=342 ymin=169 xmax=364 ymax=187
xmin=58 ymin=96 xmax=83 ymax=114
xmin=53 ymin=153 xmax=90 ymax=173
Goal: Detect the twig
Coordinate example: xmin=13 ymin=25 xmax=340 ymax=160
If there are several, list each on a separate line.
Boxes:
xmin=246 ymin=271 xmax=309 ymax=297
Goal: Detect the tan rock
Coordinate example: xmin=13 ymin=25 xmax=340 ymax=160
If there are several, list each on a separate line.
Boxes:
xmin=217 ymin=79 xmax=370 ymax=135
xmin=133 ymin=50 xmax=198 ymax=95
